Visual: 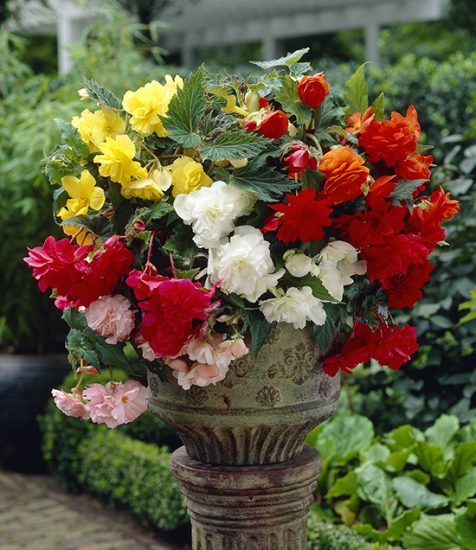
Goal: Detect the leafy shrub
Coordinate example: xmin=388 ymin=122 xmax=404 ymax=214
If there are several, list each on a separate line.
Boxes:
xmin=39 ymin=383 xmax=188 ymax=530
xmin=308 ymin=412 xmax=476 ymax=547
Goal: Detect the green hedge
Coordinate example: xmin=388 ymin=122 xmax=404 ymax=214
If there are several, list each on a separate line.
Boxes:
xmin=40 ymin=400 xmax=188 ymax=531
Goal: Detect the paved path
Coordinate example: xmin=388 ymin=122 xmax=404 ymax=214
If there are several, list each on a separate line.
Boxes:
xmin=0 ymin=470 xmax=186 ymax=550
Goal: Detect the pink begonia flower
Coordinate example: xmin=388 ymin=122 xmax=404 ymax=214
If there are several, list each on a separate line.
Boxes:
xmin=164 ymin=333 xmax=249 ymax=390
xmin=83 ymin=381 xmax=149 ymax=428
xmin=136 ymin=336 xmax=158 ymax=362
xmin=85 ymin=294 xmax=135 ymax=344
xmin=51 ymin=389 xmax=90 ymax=419
xmin=175 ymin=362 xmax=224 ymax=390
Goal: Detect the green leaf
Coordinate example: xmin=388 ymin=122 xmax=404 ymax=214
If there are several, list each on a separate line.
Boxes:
xmin=60 ymin=214 xmax=111 ymax=239
xmin=54 ymin=119 xmax=89 ymax=154
xmin=372 ymin=92 xmax=385 ymax=120
xmin=403 ymin=514 xmax=462 ymax=550
xmin=163 ymin=224 xmax=200 ymax=257
xmin=425 ymin=414 xmax=459 ymax=449
xmin=52 ymin=187 xmax=67 ymax=224
xmin=285 ymin=274 xmax=338 ymax=302
xmin=356 ymin=463 xmax=398 ymax=522
xmin=393 ymin=476 xmax=449 ymax=510
xmin=221 ymin=162 xmax=299 ymax=202
xmin=244 ymin=309 xmax=274 ymax=356
xmin=289 ymin=62 xmax=312 ymax=78
xmin=445 ymin=441 xmax=476 ymax=482
xmin=312 ymin=303 xmax=344 ymax=354
xmin=391 ymin=179 xmax=428 ymax=204
xmin=453 ymin=467 xmax=476 ymax=506
xmin=455 ymin=502 xmax=476 ymax=550
xmin=274 ymin=74 xmax=311 ymax=125
xmin=198 ymin=129 xmax=268 ymax=161
xmin=163 ymin=66 xmax=206 ymax=148
xmin=414 ymin=441 xmax=447 ymax=478
xmin=315 ymin=414 xmax=374 ymax=462
xmin=384 ymin=424 xmax=424 ymax=452
xmin=79 ymin=76 xmax=122 ymax=110
xmin=326 ymin=470 xmax=357 ymax=498
xmin=354 ymin=508 xmax=420 ymax=542
xmin=344 ymin=64 xmax=368 ymax=115
xmin=362 ymin=443 xmax=391 ymax=464
xmin=250 ymin=47 xmax=309 ymax=69
xmin=384 ymin=448 xmax=411 ymax=473
xmin=131 ymin=202 xmax=174 ymax=227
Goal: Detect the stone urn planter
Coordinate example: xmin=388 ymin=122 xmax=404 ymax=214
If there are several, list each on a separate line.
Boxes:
xmin=147 ymin=323 xmax=340 ymax=549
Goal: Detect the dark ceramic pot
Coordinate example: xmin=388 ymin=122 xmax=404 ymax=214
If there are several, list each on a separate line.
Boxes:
xmin=148 ymin=324 xmax=340 ymax=466
xmin=0 ymin=354 xmax=70 ymax=472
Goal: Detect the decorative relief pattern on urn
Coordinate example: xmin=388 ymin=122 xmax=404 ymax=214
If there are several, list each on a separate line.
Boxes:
xmin=267 ymin=341 xmax=318 ymax=385
xmin=256 ymin=385 xmax=281 ymax=407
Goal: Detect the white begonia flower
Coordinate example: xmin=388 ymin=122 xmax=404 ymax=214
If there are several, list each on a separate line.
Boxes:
xmin=315 ymin=240 xmax=367 ymax=301
xmin=259 ymin=286 xmax=327 ymax=330
xmin=284 ymin=250 xmax=319 ymax=278
xmin=208 ymin=226 xmax=284 ymax=302
xmin=173 ymin=180 xmax=255 ymax=249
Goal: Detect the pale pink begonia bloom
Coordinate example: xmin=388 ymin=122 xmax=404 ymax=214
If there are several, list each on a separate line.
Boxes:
xmin=85 ymin=294 xmax=135 ymax=344
xmin=51 ymin=389 xmax=90 ymax=419
xmin=164 ymin=333 xmax=249 ymax=390
xmin=136 ymin=336 xmax=158 ymax=362
xmin=175 ymin=362 xmax=225 ymax=390
xmin=83 ymin=381 xmax=149 ymax=428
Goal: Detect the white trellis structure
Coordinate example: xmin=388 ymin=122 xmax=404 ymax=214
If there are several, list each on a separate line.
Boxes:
xmin=15 ymin=0 xmax=449 ymax=73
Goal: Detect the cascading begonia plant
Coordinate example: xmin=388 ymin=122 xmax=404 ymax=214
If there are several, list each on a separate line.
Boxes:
xmin=25 ymin=48 xmax=459 ymax=427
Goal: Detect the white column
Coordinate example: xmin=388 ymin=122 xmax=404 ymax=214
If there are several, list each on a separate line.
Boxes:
xmin=364 ymin=21 xmax=381 ymax=67
xmin=57 ymin=14 xmax=91 ymax=74
xmin=262 ymin=35 xmax=282 ymax=61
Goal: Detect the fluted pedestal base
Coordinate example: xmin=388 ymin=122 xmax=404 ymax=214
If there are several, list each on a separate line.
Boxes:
xmin=170 ymin=445 xmax=321 ymax=550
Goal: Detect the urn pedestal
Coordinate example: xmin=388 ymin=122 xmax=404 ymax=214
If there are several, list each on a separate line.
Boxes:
xmin=148 ymin=324 xmax=340 ymax=549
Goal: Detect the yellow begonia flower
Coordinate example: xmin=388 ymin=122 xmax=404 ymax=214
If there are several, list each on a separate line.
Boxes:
xmin=94 ymin=135 xmax=147 ymax=185
xmin=71 ymin=108 xmax=125 ymax=152
xmin=121 ymin=169 xmax=172 ymax=202
xmin=223 ymin=95 xmax=248 ymax=117
xmin=122 ymin=75 xmax=184 ymax=137
xmin=58 ymin=169 xmax=105 ymax=244
xmin=170 ymin=156 xmax=213 ymax=197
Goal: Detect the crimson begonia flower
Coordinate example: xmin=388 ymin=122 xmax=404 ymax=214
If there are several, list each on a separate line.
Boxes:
xmin=270 ymin=187 xmax=332 ymax=243
xmin=283 ymin=143 xmax=317 ymax=179
xmin=359 ymin=105 xmax=420 ymax=167
xmin=323 ymin=321 xmax=418 ymax=376
xmin=256 ymin=110 xmax=288 ymax=139
xmin=395 ymin=153 xmax=433 ymax=181
xmin=406 ymin=186 xmax=459 ymax=250
xmin=362 ymin=233 xmax=429 ymax=282
xmin=382 ymin=260 xmax=434 ymax=309
xmin=138 ymin=278 xmax=216 ymax=357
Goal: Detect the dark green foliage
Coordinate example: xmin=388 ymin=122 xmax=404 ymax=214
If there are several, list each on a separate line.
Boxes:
xmin=307 ymin=412 xmax=476 ymax=546
xmin=307 ymin=514 xmax=398 ymax=550
xmin=77 ymin=429 xmax=187 ymax=531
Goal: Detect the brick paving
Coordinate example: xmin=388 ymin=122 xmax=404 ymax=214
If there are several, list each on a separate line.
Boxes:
xmin=0 ymin=470 xmax=186 ymax=550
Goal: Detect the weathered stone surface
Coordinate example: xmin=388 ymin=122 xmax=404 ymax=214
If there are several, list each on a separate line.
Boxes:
xmin=148 ymin=324 xmax=340 ymax=465
xmin=170 ymin=445 xmax=321 ymax=550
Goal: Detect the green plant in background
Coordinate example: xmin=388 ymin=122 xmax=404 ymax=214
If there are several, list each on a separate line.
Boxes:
xmin=307 ymin=412 xmax=476 ymax=548
xmin=0 ymin=3 xmax=178 ymax=353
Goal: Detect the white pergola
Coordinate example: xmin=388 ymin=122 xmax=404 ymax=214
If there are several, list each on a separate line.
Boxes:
xmin=15 ymin=0 xmax=449 ymax=73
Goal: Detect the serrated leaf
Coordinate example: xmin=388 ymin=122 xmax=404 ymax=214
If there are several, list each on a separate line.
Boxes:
xmin=372 ymin=92 xmax=385 ymax=120
xmin=79 ymin=76 xmax=122 ymax=110
xmin=163 ymin=67 xmax=206 ymax=148
xmin=250 ymin=47 xmax=309 ymax=69
xmin=274 ymin=74 xmax=311 ymax=125
xmin=221 ymin=162 xmax=299 ymax=202
xmin=54 ymin=119 xmax=89 ymax=153
xmin=163 ymin=223 xmax=200 ymax=257
xmin=315 ymin=96 xmax=346 ymax=129
xmin=344 ymin=63 xmax=369 ymax=115
xmin=244 ymin=309 xmax=274 ymax=356
xmin=52 ymin=187 xmax=67 ymax=225
xmin=290 ymin=62 xmax=312 ymax=78
xmin=198 ymin=129 xmax=268 ymax=161
xmin=391 ymin=179 xmax=427 ymax=204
